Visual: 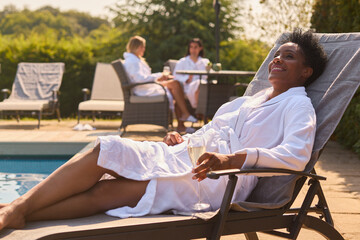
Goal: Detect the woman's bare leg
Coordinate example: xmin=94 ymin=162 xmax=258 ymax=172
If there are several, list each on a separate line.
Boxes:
xmin=174 ymin=102 xmax=186 ymax=132
xmin=27 ymin=178 xmax=149 ymax=221
xmin=0 ymin=144 xmax=116 ymax=230
xmin=161 ymin=80 xmax=191 ymax=120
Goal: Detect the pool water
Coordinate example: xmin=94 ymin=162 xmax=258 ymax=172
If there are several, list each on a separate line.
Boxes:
xmin=0 ymin=156 xmax=69 ymax=203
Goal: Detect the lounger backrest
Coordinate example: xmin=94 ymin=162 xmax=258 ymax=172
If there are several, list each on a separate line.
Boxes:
xmin=164 ymin=59 xmax=178 ymax=74
xmin=9 ymin=62 xmax=64 ymax=101
xmin=111 ymin=59 xmax=132 ymax=101
xmin=234 ymin=32 xmax=360 ymax=211
xmin=90 ymin=63 xmax=123 ymax=101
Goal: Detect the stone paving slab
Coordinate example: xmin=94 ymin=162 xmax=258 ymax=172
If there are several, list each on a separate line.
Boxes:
xmin=0 ymin=119 xmax=359 ymax=239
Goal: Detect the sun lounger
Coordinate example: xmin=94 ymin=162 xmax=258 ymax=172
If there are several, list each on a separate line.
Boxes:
xmin=77 ymin=62 xmax=124 ymax=123
xmin=0 ymin=62 xmax=64 ymax=128
xmin=1 ymin=32 xmax=359 ymax=239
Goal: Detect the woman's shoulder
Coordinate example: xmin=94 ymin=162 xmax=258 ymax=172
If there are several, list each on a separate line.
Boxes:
xmin=283 ymin=91 xmax=315 ymax=115
xmin=214 ymin=96 xmax=250 ymax=117
xmin=124 ymin=52 xmax=139 ymax=62
xmin=177 ymin=56 xmax=188 ymax=63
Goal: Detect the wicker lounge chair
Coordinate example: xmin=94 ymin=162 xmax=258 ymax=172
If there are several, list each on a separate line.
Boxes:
xmin=0 ymin=62 xmax=64 ymax=128
xmin=77 ymin=63 xmax=124 ymax=123
xmin=111 ymin=59 xmax=171 ymax=134
xmin=0 ymin=32 xmax=359 ymax=240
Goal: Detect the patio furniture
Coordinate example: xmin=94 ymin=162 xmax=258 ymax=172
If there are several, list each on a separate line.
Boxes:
xmin=0 ymin=62 xmax=64 ymax=128
xmin=164 ymin=59 xmax=178 ymax=74
xmin=1 ymin=32 xmax=359 ymax=240
xmin=111 ymin=59 xmax=171 ymax=134
xmin=77 ymin=63 xmax=124 ymax=122
xmin=176 ymin=70 xmax=256 ymax=123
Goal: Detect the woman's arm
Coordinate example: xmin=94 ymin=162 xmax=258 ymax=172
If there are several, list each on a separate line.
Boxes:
xmin=239 ymin=104 xmax=316 ymax=173
xmin=125 ymin=60 xmax=158 ymax=83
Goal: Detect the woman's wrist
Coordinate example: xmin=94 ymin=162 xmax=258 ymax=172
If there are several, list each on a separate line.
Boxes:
xmin=230 ymin=153 xmax=246 ymax=169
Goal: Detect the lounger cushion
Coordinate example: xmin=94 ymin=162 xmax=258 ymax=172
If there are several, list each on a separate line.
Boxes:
xmin=130 ymin=95 xmax=166 ymax=103
xmin=78 ymin=100 xmax=124 ymax=112
xmin=0 ymin=100 xmax=50 ymax=111
xmin=9 ymin=63 xmax=64 ymax=101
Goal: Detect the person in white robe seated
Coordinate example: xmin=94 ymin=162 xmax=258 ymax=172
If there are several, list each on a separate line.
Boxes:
xmin=173 ymin=38 xmax=210 ymax=133
xmin=0 ymin=29 xmax=328 ymax=230
xmin=123 ymin=35 xmax=197 ymax=124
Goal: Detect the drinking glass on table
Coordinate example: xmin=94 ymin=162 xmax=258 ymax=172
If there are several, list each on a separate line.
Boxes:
xmin=162 ymin=66 xmax=171 ymax=78
xmin=187 ymin=135 xmax=211 ymax=211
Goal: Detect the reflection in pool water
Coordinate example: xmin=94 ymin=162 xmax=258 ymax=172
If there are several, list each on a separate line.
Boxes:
xmin=0 ymin=173 xmax=47 ymax=203
xmin=0 ymin=157 xmax=68 ymax=203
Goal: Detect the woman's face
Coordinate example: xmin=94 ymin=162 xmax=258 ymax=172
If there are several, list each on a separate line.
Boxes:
xmin=189 ymin=42 xmax=202 ymax=58
xmin=135 ymin=44 xmax=146 ymax=57
xmin=268 ymin=42 xmax=313 ymax=92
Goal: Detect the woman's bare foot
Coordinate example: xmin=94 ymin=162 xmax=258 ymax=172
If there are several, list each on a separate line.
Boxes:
xmin=180 ymin=114 xmax=197 ymax=123
xmin=0 ymin=204 xmax=26 ymax=230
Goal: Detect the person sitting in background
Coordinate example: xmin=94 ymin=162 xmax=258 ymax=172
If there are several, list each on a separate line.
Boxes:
xmin=123 ymin=36 xmax=197 ymax=125
xmin=174 ymin=38 xmax=210 ymax=132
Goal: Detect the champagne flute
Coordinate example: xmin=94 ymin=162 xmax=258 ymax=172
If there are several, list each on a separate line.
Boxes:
xmin=187 ymin=135 xmax=210 ymax=211
xmin=162 ymin=66 xmax=171 ymax=78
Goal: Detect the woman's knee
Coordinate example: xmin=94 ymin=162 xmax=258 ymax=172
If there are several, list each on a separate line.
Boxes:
xmin=167 ymin=80 xmax=181 ymax=89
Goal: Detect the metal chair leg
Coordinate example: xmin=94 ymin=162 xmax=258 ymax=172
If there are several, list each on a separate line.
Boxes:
xmin=37 ymin=111 xmax=42 ymax=129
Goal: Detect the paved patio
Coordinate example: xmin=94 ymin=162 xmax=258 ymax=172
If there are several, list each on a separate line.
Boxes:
xmin=0 ymin=119 xmax=359 ymax=239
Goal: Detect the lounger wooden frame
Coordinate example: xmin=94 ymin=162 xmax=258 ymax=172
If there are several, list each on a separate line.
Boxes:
xmin=31 ymin=166 xmax=342 ymax=240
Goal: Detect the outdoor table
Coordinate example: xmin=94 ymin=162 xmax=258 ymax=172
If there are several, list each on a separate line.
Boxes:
xmin=175 ymin=69 xmax=256 ymax=79
xmin=176 ymin=69 xmax=256 ymax=123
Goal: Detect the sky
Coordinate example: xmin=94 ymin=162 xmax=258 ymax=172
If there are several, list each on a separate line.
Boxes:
xmin=0 ymin=0 xmax=119 ymax=18
xmin=0 ymin=0 xmax=262 ymax=40
xmin=0 ymin=0 xmax=259 ymax=19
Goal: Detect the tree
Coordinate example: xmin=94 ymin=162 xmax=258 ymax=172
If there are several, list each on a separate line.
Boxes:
xmin=244 ymin=0 xmax=314 ymax=44
xmin=111 ymin=0 xmax=243 ymax=71
xmin=0 ymin=5 xmax=109 ymax=38
xmin=220 ymin=39 xmax=269 ymax=71
xmin=311 ymin=0 xmax=360 ymax=33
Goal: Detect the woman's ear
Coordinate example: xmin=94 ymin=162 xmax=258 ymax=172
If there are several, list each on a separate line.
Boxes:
xmin=302 ymin=67 xmax=313 ymax=79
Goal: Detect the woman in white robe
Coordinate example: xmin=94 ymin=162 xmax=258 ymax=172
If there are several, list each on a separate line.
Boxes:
xmin=0 ymin=29 xmax=328 ymax=230
xmin=173 ymin=38 xmax=210 ymax=132
xmin=123 ymin=36 xmax=197 ymax=123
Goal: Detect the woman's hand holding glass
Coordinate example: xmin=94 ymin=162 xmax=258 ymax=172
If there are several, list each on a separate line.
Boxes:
xmin=162 ymin=66 xmax=171 ymax=77
xmin=192 ymin=152 xmax=246 ymax=182
xmin=157 ymin=66 xmax=173 ymax=81
xmin=187 ymin=135 xmax=210 ymax=211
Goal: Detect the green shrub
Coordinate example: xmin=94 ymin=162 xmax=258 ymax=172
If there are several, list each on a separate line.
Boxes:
xmin=0 ymin=32 xmax=95 ymax=117
xmin=333 ymin=89 xmax=360 ymax=156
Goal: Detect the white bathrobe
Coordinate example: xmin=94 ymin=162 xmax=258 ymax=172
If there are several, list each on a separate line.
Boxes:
xmin=173 ymin=56 xmax=210 ymax=108
xmin=123 ymin=52 xmax=174 ymax=109
xmin=96 ymin=86 xmax=316 ymax=218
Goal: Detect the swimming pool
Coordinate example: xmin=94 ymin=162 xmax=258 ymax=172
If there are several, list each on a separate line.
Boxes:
xmin=0 ymin=142 xmax=90 ymax=203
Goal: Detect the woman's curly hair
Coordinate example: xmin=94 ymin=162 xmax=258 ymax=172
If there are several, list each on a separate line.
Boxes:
xmin=281 ymin=28 xmax=328 ymax=87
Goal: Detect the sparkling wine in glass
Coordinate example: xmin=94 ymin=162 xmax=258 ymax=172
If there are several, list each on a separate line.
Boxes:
xmin=162 ymin=66 xmax=171 ymax=77
xmin=187 ymin=135 xmax=210 ymax=211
